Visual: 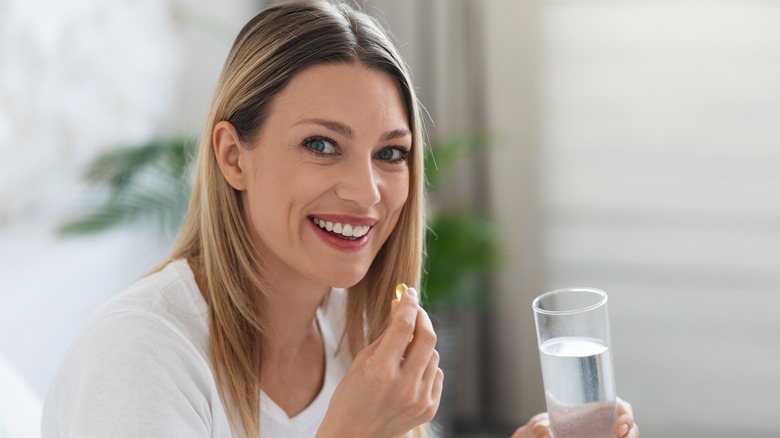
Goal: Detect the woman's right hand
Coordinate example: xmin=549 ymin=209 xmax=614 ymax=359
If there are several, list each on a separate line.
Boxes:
xmin=317 ymin=286 xmax=443 ymax=438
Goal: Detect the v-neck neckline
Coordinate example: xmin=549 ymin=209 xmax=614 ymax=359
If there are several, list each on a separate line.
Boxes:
xmin=259 ymin=305 xmax=337 ymax=430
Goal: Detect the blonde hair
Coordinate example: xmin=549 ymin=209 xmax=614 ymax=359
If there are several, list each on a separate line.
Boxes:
xmin=162 ymin=1 xmax=427 ymax=436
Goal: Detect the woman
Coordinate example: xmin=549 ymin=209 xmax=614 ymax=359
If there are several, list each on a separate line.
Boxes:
xmin=43 ymin=1 xmax=638 ymax=437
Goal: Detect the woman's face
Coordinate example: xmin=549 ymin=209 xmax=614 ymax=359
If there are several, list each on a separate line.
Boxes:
xmin=239 ymin=63 xmax=411 ymax=289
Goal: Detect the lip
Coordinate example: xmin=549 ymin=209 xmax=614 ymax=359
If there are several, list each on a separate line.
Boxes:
xmin=308 ymin=218 xmax=373 ymax=252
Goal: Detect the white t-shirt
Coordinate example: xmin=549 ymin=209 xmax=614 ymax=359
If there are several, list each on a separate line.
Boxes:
xmin=42 ymin=259 xmax=353 ymax=437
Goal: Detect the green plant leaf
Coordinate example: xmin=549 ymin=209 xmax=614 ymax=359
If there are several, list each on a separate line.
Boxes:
xmin=59 ymin=138 xmax=195 ymax=236
xmin=422 ymin=206 xmax=502 ymax=309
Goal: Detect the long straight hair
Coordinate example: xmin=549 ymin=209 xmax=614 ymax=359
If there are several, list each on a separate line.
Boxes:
xmin=162 ymin=1 xmax=427 ymax=436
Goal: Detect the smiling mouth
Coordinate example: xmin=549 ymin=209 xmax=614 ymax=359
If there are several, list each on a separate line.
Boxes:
xmin=310 ymin=217 xmax=371 ymax=240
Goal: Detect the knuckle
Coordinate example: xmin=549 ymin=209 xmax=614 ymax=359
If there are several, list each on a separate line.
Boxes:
xmin=395 ymin=315 xmax=415 ymax=333
xmin=531 ymin=423 xmax=544 ymax=432
xmin=530 ymin=412 xmax=548 ymax=426
xmin=431 ymin=349 xmax=441 ymax=363
xmin=423 ymin=401 xmax=438 ymax=422
xmin=414 ymin=397 xmax=437 ymax=421
xmin=531 ymin=423 xmax=550 ymax=436
xmin=418 ymin=329 xmax=437 ymax=347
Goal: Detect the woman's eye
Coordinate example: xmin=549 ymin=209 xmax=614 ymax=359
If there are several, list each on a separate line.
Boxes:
xmin=304 ymin=137 xmax=337 ymax=155
xmin=376 ymin=146 xmax=408 ymax=163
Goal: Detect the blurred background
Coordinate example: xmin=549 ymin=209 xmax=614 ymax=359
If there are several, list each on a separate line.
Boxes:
xmin=1 ymin=0 xmax=779 ymax=437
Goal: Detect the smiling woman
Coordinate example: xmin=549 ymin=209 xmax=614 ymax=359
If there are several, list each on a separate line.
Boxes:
xmin=212 ymin=63 xmax=413 ymax=290
xmin=41 ymin=1 xmax=436 ymax=438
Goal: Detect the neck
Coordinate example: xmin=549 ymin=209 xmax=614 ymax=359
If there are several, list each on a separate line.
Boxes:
xmin=260 ymin=273 xmax=330 ymax=361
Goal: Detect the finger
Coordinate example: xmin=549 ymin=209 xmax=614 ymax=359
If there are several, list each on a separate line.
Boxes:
xmin=527 ymin=412 xmax=549 ymax=429
xmin=531 ymin=422 xmax=552 ymax=438
xmin=615 ymin=414 xmax=635 ymax=438
xmin=420 ymin=349 xmax=440 ymax=392
xmin=511 ymin=426 xmax=526 ymax=438
xmin=431 ymin=367 xmax=443 ymax=402
xmin=615 ymin=397 xmax=635 ymax=438
xmin=374 ymin=286 xmax=419 ymax=361
xmin=511 ymin=413 xmax=550 ymax=438
xmin=401 ymin=303 xmax=437 ymax=375
xmin=617 ymin=397 xmax=634 ymax=418
xmin=530 ymin=413 xmax=551 ymax=438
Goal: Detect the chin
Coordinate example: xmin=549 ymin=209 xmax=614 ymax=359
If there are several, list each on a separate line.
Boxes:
xmin=324 ymin=267 xmax=371 ymax=289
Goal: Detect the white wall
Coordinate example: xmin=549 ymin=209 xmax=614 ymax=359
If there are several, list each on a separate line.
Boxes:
xmin=540 ymin=1 xmax=780 ymax=436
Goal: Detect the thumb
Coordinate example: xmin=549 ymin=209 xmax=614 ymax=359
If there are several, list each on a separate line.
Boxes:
xmin=355 ymin=283 xmax=405 ymax=363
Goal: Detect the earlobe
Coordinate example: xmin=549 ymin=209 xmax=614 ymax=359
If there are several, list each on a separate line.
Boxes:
xmin=213 ymin=120 xmax=247 ymax=191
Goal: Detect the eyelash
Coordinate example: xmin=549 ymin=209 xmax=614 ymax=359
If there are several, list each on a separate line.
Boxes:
xmin=302 ymin=136 xmax=410 ymax=164
xmin=379 ymin=146 xmax=409 ymax=164
xmin=303 ymin=136 xmax=337 ymax=157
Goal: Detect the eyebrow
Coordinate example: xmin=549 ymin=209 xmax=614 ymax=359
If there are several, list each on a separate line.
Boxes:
xmin=295 ymin=118 xmax=411 ymax=142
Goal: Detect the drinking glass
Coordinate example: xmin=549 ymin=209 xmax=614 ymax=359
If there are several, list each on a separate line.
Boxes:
xmin=532 ymin=287 xmax=617 ymax=438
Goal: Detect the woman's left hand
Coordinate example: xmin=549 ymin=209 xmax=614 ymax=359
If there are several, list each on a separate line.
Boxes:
xmin=510 ymin=397 xmax=639 ymax=438
xmin=613 ymin=397 xmax=638 ymax=438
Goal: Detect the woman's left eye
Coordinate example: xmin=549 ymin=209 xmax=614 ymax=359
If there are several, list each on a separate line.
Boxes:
xmin=304 ymin=137 xmax=337 ymax=155
xmin=376 ymin=146 xmax=409 ymax=163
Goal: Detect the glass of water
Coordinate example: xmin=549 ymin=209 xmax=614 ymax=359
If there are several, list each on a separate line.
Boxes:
xmin=532 ymin=287 xmax=617 ymax=438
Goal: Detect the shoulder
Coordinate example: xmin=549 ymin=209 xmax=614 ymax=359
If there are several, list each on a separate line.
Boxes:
xmin=53 ymin=259 xmax=211 ymax=382
xmin=88 ymin=259 xmax=210 ymax=355
xmin=42 ymin=260 xmax=220 ymax=437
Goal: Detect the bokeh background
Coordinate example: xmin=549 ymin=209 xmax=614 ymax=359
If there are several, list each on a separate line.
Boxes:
xmin=1 ymin=0 xmax=779 ymax=437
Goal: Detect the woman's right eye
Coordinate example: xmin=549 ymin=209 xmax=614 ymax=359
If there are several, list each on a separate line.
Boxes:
xmin=304 ymin=137 xmax=337 ymax=156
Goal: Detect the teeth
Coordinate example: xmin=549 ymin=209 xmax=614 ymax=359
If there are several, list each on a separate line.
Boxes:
xmin=312 ymin=218 xmax=370 ymax=239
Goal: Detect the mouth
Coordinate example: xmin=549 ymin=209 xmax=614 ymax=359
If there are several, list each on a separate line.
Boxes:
xmin=310 ymin=216 xmax=372 ymax=241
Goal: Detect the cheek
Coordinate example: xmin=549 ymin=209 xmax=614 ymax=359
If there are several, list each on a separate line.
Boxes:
xmin=241 ymin=165 xmax=284 ymax=232
xmin=384 ymin=171 xmax=410 ymax=217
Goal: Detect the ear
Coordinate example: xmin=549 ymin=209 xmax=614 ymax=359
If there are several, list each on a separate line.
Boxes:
xmin=213 ymin=120 xmax=248 ymax=191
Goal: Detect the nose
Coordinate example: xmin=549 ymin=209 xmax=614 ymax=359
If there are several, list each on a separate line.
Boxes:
xmin=335 ymin=157 xmax=381 ymax=208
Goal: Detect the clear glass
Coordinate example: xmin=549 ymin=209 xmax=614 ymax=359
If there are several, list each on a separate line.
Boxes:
xmin=532 ymin=287 xmax=617 ymax=438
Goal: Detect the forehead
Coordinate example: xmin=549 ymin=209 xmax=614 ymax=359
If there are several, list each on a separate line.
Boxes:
xmin=268 ymin=62 xmax=410 ymax=132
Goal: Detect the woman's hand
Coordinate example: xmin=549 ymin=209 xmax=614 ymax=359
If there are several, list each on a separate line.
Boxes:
xmin=511 ymin=398 xmax=639 ymax=438
xmin=317 ymin=286 xmax=443 ymax=438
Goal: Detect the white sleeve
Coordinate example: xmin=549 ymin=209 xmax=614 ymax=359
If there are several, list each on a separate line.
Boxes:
xmin=42 ymin=310 xmax=215 ymax=438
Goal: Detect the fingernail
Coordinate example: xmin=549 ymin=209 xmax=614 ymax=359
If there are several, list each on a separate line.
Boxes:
xmin=395 ymin=283 xmax=406 ymax=301
xmin=619 ymin=423 xmax=628 ymax=436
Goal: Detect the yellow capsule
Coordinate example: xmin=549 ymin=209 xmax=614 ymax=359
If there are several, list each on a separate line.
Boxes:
xmin=395 ymin=283 xmax=407 ymax=301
